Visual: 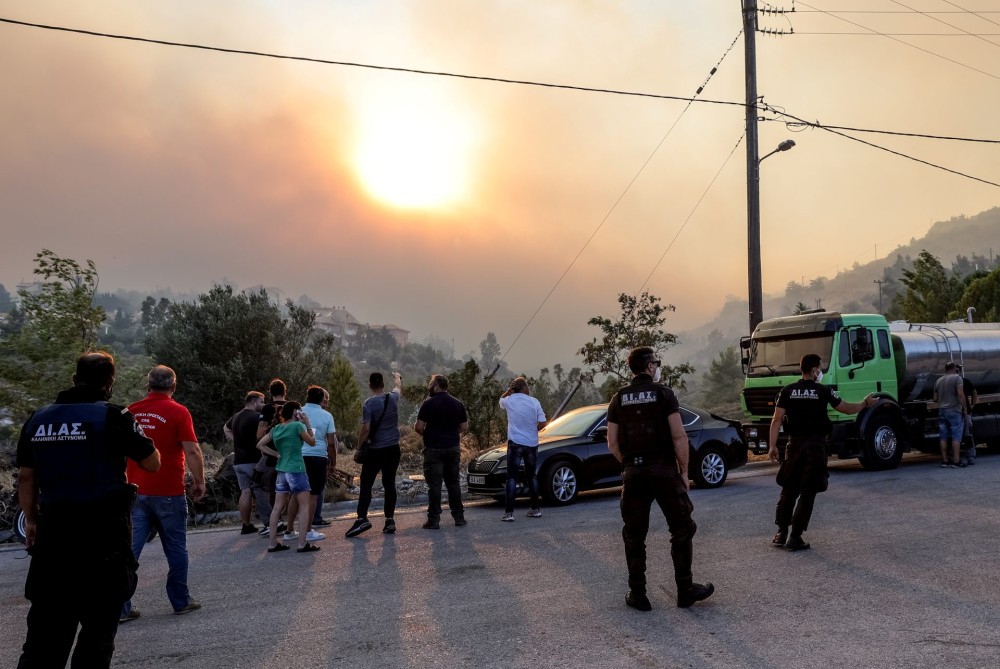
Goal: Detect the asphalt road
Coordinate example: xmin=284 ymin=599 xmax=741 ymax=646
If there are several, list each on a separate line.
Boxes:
xmin=1 ymin=453 xmax=998 ymax=669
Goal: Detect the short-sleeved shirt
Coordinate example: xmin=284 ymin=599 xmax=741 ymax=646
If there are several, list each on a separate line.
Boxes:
xmin=300 ymin=403 xmax=335 ymax=458
xmin=127 ymin=392 xmax=199 ymax=496
xmin=499 ymin=393 xmax=547 ymax=447
xmin=16 ymin=385 xmax=155 ymax=506
xmin=776 ymin=379 xmax=842 ymax=438
xmin=935 ymin=373 xmax=964 ymax=411
xmin=607 ymin=374 xmax=679 ymax=458
xmin=272 ymin=421 xmax=307 ymax=473
xmin=362 ymin=389 xmax=401 ymax=449
xmin=226 ymin=407 xmax=263 ymax=465
xmin=416 ymin=391 xmax=468 ymax=449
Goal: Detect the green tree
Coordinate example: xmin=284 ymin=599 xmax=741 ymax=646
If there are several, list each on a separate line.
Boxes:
xmin=144 ymin=285 xmax=337 ymax=442
xmin=793 ymin=302 xmax=809 ymax=315
xmin=446 ymin=359 xmax=506 ymax=450
xmin=699 ymin=346 xmax=744 ymax=409
xmin=327 ymin=352 xmax=363 ymax=448
xmin=0 ymin=250 xmax=108 ymax=441
xmin=0 ymin=283 xmax=13 ymax=312
xmin=888 ymin=250 xmax=963 ymax=322
xmin=578 ymin=292 xmax=693 ymax=398
xmin=955 ymin=266 xmax=1000 ymax=322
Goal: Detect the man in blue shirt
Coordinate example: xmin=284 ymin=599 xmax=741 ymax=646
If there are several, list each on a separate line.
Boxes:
xmin=290 ymin=385 xmax=338 ymax=543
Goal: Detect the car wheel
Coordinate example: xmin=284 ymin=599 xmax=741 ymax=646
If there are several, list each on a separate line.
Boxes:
xmin=691 ymin=446 xmax=728 ymax=488
xmin=542 ymin=460 xmax=579 ymax=506
xmin=859 ymin=413 xmax=903 ymax=471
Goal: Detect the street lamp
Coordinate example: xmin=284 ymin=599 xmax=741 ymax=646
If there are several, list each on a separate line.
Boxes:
xmin=759 ymin=139 xmax=796 ymax=164
xmin=747 ymin=139 xmax=797 ymax=335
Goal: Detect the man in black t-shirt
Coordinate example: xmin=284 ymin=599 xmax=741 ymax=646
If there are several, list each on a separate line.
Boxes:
xmin=254 ymin=379 xmax=287 ymax=534
xmin=224 ymin=390 xmax=267 ymax=534
xmin=767 ymin=354 xmax=874 ymax=551
xmin=415 ymin=374 xmax=469 ymax=529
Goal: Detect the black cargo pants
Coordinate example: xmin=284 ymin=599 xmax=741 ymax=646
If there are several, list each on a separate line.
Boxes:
xmin=774 ymin=435 xmax=829 ymax=535
xmin=620 ymin=460 xmax=698 ymax=594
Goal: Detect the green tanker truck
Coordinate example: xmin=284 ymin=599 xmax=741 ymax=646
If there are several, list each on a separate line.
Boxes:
xmin=739 ymin=311 xmax=1000 ymax=469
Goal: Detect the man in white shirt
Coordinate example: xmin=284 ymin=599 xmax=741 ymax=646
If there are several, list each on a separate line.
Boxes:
xmin=498 ymin=377 xmax=548 ymax=521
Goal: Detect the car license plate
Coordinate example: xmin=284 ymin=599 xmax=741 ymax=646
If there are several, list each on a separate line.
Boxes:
xmin=469 ymin=475 xmax=485 ymax=485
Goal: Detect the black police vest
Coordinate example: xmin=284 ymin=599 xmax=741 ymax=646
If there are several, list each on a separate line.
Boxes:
xmin=25 ymin=402 xmax=127 ymax=506
xmin=614 ymin=381 xmax=675 ymax=461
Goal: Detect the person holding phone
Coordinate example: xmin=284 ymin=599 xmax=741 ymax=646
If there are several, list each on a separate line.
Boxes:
xmin=257 ymin=402 xmax=320 ymax=553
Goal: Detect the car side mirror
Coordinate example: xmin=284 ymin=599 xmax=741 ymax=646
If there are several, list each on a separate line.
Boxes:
xmin=592 ymin=425 xmax=608 ymax=442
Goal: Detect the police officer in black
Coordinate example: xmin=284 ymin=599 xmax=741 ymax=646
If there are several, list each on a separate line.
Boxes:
xmin=767 ymin=353 xmax=874 ymax=551
xmin=15 ymin=352 xmax=160 ymax=669
xmin=607 ymin=346 xmax=715 ymax=610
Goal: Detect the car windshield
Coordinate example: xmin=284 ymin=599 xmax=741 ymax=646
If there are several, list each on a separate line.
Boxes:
xmin=747 ymin=333 xmax=834 ymax=377
xmin=540 ymin=406 xmax=606 ymax=438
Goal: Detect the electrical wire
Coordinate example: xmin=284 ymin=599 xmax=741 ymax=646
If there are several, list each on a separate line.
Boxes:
xmin=490 ymin=31 xmax=744 ymax=371
xmin=0 ymin=16 xmax=747 ymax=110
xmin=760 ymin=117 xmax=1000 ymax=144
xmin=764 ymin=105 xmax=1000 ymax=189
xmin=796 ymin=1 xmax=1000 ymax=81
xmin=938 ymin=0 xmax=1000 ymax=29
xmin=637 ymin=133 xmax=745 ymax=293
xmin=886 ymin=0 xmax=1000 ymax=49
xmin=795 ymin=32 xmax=1000 ymax=36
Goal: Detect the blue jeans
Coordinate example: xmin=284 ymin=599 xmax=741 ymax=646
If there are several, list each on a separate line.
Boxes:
xmin=505 ymin=442 xmax=539 ymax=513
xmin=122 ymin=495 xmax=192 ymax=614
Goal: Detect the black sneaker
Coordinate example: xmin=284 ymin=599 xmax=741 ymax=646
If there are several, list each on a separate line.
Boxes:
xmin=383 ymin=518 xmax=396 ymax=534
xmin=277 ymin=521 xmax=287 ymax=533
xmin=772 ymin=529 xmax=788 ymax=547
xmin=785 ymin=535 xmax=811 ymax=551
xmin=312 ymin=518 xmax=332 ymax=528
xmin=625 ymin=590 xmax=652 ymax=611
xmin=119 ymin=608 xmax=141 ymax=624
xmin=240 ymin=523 xmax=258 ymax=535
xmin=345 ymin=518 xmax=373 ymax=538
xmin=677 ymin=582 xmax=715 ymax=608
xmin=422 ymin=519 xmax=440 ymax=530
xmin=454 ymin=517 xmax=467 ymax=527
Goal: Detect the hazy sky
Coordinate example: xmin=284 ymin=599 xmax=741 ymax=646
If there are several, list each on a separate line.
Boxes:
xmin=1 ymin=1 xmax=998 ymax=372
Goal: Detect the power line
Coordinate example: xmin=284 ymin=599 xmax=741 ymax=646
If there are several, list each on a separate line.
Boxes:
xmin=638 ymin=133 xmax=745 ymax=293
xmin=764 ymin=105 xmax=1000 ymax=189
xmin=760 ymin=117 xmax=1000 ymax=144
xmin=796 ymin=1 xmax=1000 ymax=81
xmin=494 ymin=32 xmax=744 ymax=369
xmin=938 ymin=0 xmax=1000 ymax=29
xmin=886 ymin=0 xmax=1000 ymax=49
xmin=0 ymin=16 xmax=747 ymax=110
xmin=796 ymin=31 xmax=1000 ymax=36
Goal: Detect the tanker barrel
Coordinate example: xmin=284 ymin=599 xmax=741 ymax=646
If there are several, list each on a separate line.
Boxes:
xmin=891 ymin=323 xmax=1000 ymax=400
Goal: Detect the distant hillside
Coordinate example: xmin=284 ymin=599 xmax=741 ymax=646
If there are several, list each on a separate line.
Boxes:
xmin=667 ymin=205 xmax=1000 ymax=398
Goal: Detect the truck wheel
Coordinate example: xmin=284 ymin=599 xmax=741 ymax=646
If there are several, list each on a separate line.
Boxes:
xmin=859 ymin=414 xmax=903 ymax=471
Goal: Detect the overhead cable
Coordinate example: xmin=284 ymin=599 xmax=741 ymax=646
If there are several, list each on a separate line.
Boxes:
xmin=0 ymin=17 xmax=746 ymax=110
xmin=796 ymin=1 xmax=1000 ymax=81
xmin=886 ymin=0 xmax=1000 ymax=49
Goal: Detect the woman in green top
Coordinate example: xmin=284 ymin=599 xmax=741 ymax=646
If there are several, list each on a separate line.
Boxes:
xmin=257 ymin=401 xmax=320 ymax=553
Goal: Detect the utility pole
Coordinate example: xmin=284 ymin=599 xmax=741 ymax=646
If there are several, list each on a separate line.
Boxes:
xmin=874 ymin=278 xmax=885 ymax=314
xmin=742 ymin=0 xmax=762 ymax=335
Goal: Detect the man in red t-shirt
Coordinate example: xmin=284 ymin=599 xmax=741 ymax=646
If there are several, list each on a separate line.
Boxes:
xmin=120 ymin=365 xmax=206 ymax=623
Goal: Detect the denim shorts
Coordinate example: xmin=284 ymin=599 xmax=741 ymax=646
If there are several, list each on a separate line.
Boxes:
xmin=939 ymin=409 xmax=964 ymax=443
xmin=233 ymin=463 xmax=257 ymax=490
xmin=275 ymin=471 xmax=311 ymax=495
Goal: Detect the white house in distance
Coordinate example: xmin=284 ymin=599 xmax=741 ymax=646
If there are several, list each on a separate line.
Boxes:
xmin=313 ymin=307 xmax=409 ymax=347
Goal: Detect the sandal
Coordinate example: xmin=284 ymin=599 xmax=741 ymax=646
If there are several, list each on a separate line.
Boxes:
xmin=267 ymin=544 xmax=290 ymax=553
xmin=296 ymin=543 xmax=321 ymax=553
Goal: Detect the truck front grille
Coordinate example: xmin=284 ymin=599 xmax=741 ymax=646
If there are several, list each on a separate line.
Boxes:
xmin=743 ymin=387 xmax=781 ymax=417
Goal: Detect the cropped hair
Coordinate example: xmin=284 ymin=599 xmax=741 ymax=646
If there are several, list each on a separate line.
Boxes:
xmin=147 ymin=365 xmax=177 ymax=391
xmin=280 ymin=401 xmax=301 ymax=421
xmin=431 ymin=374 xmax=449 ymax=391
xmin=268 ymin=378 xmax=286 ymax=398
xmin=800 ymin=354 xmax=822 ymax=375
xmin=627 ymin=347 xmax=656 ymax=375
xmin=244 ymin=390 xmax=264 ymax=405
xmin=511 ymin=377 xmax=529 ymax=394
xmin=306 ymin=385 xmax=326 ymax=404
xmin=369 ymin=372 xmax=384 ymax=390
xmin=74 ymin=352 xmax=116 ymax=388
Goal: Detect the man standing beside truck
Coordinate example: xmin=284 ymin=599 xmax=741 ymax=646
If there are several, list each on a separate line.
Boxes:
xmin=767 ymin=354 xmax=875 ymax=551
xmin=933 ymin=361 xmax=967 ymax=468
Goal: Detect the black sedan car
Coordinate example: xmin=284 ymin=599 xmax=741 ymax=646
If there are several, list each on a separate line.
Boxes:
xmin=467 ymin=403 xmax=748 ymax=505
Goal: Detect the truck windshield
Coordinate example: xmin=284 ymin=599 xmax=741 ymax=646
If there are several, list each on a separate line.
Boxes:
xmin=748 ymin=334 xmax=834 ymax=377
